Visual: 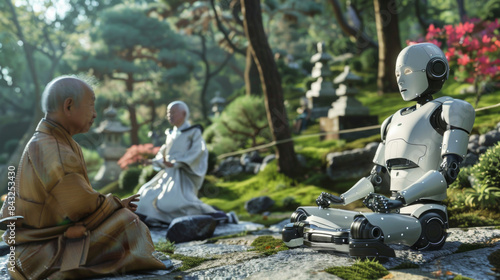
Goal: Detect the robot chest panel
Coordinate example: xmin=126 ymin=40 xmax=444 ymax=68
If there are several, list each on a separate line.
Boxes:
xmin=385 ymin=105 xmax=442 ymax=169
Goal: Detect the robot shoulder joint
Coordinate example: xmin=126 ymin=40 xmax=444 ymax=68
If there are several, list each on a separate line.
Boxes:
xmin=441 ymin=99 xmax=475 ymax=133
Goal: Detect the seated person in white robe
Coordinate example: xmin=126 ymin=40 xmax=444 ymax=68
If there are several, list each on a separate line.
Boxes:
xmin=135 ymin=101 xmax=234 ymax=226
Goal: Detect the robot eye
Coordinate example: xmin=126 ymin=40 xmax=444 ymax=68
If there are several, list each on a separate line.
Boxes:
xmin=404 ymin=68 xmax=413 ymax=75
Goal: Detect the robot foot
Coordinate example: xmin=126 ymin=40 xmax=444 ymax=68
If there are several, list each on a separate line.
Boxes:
xmin=349 ymin=239 xmax=395 ymax=258
xmin=282 ymin=222 xmax=350 ymax=253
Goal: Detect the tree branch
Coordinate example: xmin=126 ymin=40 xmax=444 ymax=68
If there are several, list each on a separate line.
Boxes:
xmin=210 ymin=0 xmax=246 ymax=56
xmin=327 ymin=0 xmax=378 ymax=51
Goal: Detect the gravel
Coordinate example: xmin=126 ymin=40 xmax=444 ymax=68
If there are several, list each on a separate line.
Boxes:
xmin=0 ymin=221 xmax=499 ymax=280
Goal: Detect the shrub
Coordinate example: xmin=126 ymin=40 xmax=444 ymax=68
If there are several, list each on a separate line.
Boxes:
xmin=203 ymin=95 xmax=271 ymax=156
xmin=450 ymin=166 xmax=472 ymax=189
xmin=118 ymin=166 xmax=142 ymax=191
xmin=466 ymin=143 xmax=500 ymax=209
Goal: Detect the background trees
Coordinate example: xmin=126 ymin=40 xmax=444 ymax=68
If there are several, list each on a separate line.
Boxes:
xmin=1 ymin=0 xmax=499 ymax=183
xmin=75 ymin=4 xmax=192 ymax=145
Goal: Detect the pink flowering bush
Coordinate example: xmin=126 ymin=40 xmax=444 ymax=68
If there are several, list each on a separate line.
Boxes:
xmin=409 ymin=19 xmax=500 ymax=106
xmin=118 ymin=143 xmax=160 ymax=169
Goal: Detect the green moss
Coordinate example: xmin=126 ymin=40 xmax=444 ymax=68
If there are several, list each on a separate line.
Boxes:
xmin=249 ymin=235 xmax=288 ymax=256
xmin=206 ymin=231 xmax=248 ymax=243
xmin=170 ymin=254 xmax=210 ymax=271
xmin=455 ymin=242 xmax=492 ymax=254
xmin=155 ymin=239 xmax=210 ymax=272
xmin=452 ymin=275 xmax=475 ymax=280
xmin=324 ymin=259 xmax=389 ymax=280
xmin=200 ymin=161 xmax=334 ymax=213
xmin=488 ymin=248 xmax=500 ymax=270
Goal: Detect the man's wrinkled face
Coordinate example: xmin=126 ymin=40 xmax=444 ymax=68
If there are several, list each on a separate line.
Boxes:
xmin=395 ymin=46 xmax=429 ymax=101
xmin=69 ymin=86 xmax=97 ymax=134
xmin=167 ymin=105 xmax=186 ymax=128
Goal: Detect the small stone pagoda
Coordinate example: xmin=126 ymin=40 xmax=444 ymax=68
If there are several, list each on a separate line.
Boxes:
xmin=305 ymin=42 xmax=337 ymax=119
xmin=92 ymin=105 xmax=130 ymax=188
xmin=210 ymin=91 xmax=226 ymax=117
xmin=320 ymin=65 xmax=378 ymax=140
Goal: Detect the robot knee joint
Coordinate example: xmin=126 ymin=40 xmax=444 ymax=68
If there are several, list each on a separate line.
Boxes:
xmin=350 ymin=216 xmax=382 ymax=240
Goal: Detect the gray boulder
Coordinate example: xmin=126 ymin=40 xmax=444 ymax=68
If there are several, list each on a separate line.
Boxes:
xmin=245 ymin=196 xmax=275 ymax=214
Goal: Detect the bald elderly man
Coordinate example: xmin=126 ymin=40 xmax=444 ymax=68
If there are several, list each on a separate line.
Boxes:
xmin=135 ymin=101 xmax=224 ymax=226
xmin=0 ymin=76 xmax=166 ymax=279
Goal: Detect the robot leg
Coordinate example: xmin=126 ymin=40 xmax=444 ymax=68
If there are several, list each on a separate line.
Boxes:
xmin=282 ymin=207 xmax=358 ymax=252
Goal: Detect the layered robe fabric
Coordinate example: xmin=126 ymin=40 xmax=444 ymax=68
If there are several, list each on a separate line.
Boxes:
xmin=0 ymin=119 xmax=165 ymax=280
xmin=135 ymin=121 xmax=216 ymax=224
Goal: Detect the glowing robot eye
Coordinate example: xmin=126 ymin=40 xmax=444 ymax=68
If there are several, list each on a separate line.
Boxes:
xmin=404 ymin=68 xmax=413 ymax=75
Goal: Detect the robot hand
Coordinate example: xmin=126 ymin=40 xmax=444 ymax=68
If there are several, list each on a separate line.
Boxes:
xmin=363 ymin=193 xmax=404 ymax=213
xmin=316 ymin=192 xmax=344 ymax=209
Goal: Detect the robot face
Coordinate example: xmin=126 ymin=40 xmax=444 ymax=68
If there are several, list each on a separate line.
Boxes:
xmin=395 ymin=43 xmax=448 ymax=101
xmin=395 ymin=46 xmax=429 ymax=101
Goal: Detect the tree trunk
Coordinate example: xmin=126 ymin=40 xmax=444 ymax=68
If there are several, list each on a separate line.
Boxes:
xmin=456 ymin=0 xmax=467 ymax=22
xmin=241 ymin=0 xmax=299 ymax=177
xmin=1 ymin=1 xmax=44 ymax=193
xmin=126 ymin=75 xmax=140 ymax=145
xmin=374 ymin=0 xmax=401 ymax=95
xmin=244 ymin=47 xmax=262 ymax=96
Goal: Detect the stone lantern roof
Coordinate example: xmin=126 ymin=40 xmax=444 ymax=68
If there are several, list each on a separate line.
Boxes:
xmin=333 ymin=65 xmax=362 ymax=84
xmin=94 ymin=105 xmax=130 ymax=134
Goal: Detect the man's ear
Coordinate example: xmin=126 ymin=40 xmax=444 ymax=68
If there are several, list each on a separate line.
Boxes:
xmin=63 ymin=97 xmax=74 ymax=116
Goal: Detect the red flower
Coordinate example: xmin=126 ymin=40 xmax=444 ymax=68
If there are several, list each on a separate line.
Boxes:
xmin=117 ymin=144 xmax=161 ymax=169
xmin=457 ymin=54 xmax=471 ymax=66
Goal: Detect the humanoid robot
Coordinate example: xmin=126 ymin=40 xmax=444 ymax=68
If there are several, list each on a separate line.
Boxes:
xmin=282 ymin=42 xmax=475 ymax=257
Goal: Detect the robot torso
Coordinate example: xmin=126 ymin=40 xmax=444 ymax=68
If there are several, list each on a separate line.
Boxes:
xmin=384 ymin=96 xmax=452 ymax=192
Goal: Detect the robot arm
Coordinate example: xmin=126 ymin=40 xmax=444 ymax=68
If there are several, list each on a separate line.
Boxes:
xmin=395 ymin=99 xmax=475 ymax=205
xmin=316 ymin=158 xmax=387 ymax=208
xmin=317 ymin=117 xmax=392 ymax=209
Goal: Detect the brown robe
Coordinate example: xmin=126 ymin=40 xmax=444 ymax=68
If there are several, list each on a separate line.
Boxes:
xmin=0 ymin=119 xmax=166 ymax=279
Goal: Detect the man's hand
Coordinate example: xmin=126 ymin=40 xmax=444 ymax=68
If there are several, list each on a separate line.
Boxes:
xmin=122 ymin=194 xmax=140 ymax=212
xmin=363 ymin=193 xmax=404 ymax=213
xmin=163 ymin=158 xmax=174 ymax=168
xmin=316 ymin=192 xmax=344 ymax=209
xmin=65 ymin=223 xmax=87 ymax=239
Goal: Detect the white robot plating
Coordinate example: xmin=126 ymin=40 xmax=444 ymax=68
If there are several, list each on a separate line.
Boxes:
xmin=282 ymin=43 xmax=476 ymax=257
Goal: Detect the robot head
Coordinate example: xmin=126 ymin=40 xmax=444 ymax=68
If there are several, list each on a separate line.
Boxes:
xmin=395 ymin=43 xmax=449 ymax=101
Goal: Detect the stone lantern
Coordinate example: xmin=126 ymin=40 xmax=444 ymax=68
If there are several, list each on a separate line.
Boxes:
xmin=305 ymin=42 xmax=337 ymax=119
xmin=92 ymin=105 xmax=130 ymax=188
xmin=320 ymin=66 xmax=378 ymax=140
xmin=210 ymin=91 xmax=226 ymax=117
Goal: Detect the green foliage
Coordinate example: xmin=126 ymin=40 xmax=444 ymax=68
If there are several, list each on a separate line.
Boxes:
xmin=448 ymin=208 xmax=500 ymax=228
xmin=324 ymin=259 xmax=389 ymax=280
xmin=155 ymin=239 xmax=176 ymax=254
xmin=465 ymin=143 xmax=500 ymax=209
xmin=480 ymin=0 xmax=500 ymax=21
xmin=118 ymin=166 xmax=142 ymax=192
xmin=204 ymin=95 xmax=271 ymax=156
xmin=81 ymin=147 xmax=104 ymax=180
xmin=449 ymin=166 xmax=472 ymax=189
xmin=359 ymin=48 xmax=378 ymax=72
xmin=250 ymin=236 xmax=288 ymax=256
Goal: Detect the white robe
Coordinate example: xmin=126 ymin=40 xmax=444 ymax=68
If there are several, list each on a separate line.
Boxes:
xmin=135 ymin=121 xmax=216 ymax=224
